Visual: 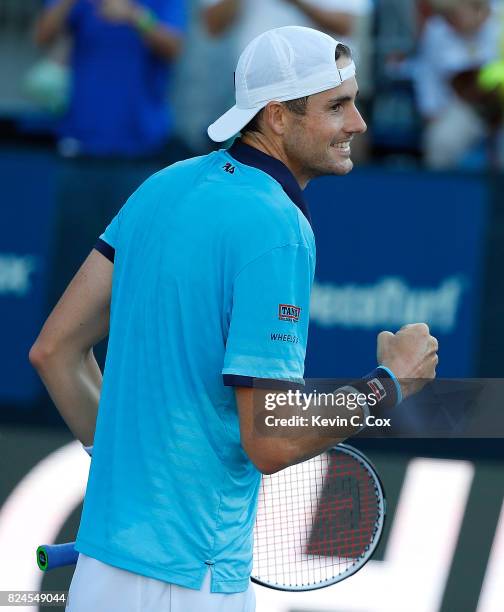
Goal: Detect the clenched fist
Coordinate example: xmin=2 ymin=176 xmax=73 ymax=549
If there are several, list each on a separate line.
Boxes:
xmin=377 ymin=323 xmax=438 ymax=399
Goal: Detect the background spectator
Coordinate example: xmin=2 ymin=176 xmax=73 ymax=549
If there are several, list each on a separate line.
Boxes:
xmin=370 ymin=0 xmax=422 ymax=164
xmin=33 ymin=0 xmax=188 ymax=337
xmin=35 ymin=0 xmax=187 ymax=158
xmin=202 ymin=0 xmax=371 ymax=56
xmin=170 ymin=0 xmax=237 ymax=153
xmin=414 ymin=0 xmax=501 ymax=169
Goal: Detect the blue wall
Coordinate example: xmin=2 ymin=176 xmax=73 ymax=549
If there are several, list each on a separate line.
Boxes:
xmin=0 ymin=150 xmax=58 ymax=404
xmin=305 ymin=169 xmax=489 ymax=378
xmin=0 ymin=150 xmax=490 ymax=406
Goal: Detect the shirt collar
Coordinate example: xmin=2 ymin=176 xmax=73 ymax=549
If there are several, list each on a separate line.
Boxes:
xmin=228 ymin=140 xmax=312 ymax=227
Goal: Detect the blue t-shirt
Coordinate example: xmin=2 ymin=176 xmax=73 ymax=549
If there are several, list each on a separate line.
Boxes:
xmin=76 ymin=141 xmax=316 ymax=593
xmin=49 ymin=0 xmax=186 ymax=156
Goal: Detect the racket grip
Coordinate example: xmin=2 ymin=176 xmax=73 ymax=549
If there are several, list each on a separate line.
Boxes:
xmin=37 ymin=542 xmax=78 ymax=571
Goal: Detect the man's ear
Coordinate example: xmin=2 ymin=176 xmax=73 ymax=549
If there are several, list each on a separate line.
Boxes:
xmin=262 ymin=101 xmax=288 ymax=136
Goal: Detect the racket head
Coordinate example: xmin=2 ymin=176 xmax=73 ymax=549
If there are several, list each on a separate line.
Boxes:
xmin=251 ymin=443 xmax=386 ymax=591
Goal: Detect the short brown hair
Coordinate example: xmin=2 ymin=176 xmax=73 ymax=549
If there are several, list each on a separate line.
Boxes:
xmin=241 ymin=43 xmax=352 ymax=136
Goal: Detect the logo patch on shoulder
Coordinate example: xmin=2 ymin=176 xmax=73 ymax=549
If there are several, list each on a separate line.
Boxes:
xmin=279 ymin=304 xmax=301 ymax=322
xmin=223 ymin=162 xmax=235 ymax=174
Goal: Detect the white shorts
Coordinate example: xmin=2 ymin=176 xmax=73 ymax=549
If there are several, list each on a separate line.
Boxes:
xmin=66 ymin=554 xmax=256 ymax=612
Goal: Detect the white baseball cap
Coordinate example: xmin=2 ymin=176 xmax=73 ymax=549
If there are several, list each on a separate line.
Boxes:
xmin=207 ymin=26 xmax=356 ymax=143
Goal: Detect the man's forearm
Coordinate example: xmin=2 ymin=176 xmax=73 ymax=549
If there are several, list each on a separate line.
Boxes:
xmin=287 ymin=0 xmax=354 ymax=36
xmin=240 ymin=369 xmax=400 ymax=474
xmin=34 ymin=0 xmax=76 ymax=46
xmin=32 ymin=348 xmax=101 ymax=446
xmin=203 ymin=0 xmax=239 ymax=37
xmin=252 ymin=389 xmax=372 ymax=473
xmin=129 ymin=5 xmax=183 ymax=60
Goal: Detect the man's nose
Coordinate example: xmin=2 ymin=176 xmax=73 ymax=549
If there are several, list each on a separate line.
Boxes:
xmin=348 ymin=105 xmax=367 ymax=135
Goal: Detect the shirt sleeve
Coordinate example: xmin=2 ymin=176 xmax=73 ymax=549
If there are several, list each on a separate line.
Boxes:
xmin=223 ymin=244 xmax=314 ymax=387
xmin=94 ymin=213 xmax=120 ymax=263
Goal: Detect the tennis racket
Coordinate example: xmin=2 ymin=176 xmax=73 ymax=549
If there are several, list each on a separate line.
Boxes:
xmin=37 ymin=444 xmax=385 ymax=591
xmin=252 ymin=443 xmax=385 ymax=590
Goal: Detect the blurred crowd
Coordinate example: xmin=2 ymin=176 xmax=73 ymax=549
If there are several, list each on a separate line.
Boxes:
xmin=416 ymin=0 xmax=504 ymax=169
xmin=14 ymin=0 xmax=502 ymax=172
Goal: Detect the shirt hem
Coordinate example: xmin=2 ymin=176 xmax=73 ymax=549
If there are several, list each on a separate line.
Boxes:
xmin=75 ymin=538 xmax=206 ymax=590
xmin=75 ymin=538 xmax=250 ymax=594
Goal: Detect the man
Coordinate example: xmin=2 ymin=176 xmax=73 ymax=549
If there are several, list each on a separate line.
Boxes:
xmin=196 ymin=0 xmax=373 ymax=152
xmin=35 ymin=0 xmax=186 ymax=157
xmin=202 ymin=0 xmax=371 ymax=50
xmin=415 ymin=0 xmax=500 ymax=168
xmin=30 ymin=26 xmax=438 ymax=612
xmin=35 ymin=0 xmax=188 ymax=319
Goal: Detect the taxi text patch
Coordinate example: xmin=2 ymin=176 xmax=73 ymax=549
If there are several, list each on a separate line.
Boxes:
xmin=278 ymin=304 xmax=301 ymax=322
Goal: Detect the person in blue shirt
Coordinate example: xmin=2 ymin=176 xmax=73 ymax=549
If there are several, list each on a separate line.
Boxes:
xmin=30 ymin=26 xmax=438 ymax=612
xmin=35 ymin=0 xmax=189 ymax=344
xmin=35 ymin=0 xmax=186 ymax=157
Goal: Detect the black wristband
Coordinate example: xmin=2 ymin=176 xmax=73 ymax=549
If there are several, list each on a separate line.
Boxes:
xmin=350 ymin=366 xmax=401 ymax=412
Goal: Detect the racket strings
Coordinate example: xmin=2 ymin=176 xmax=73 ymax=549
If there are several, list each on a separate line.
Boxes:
xmin=252 ymin=449 xmax=382 ymax=589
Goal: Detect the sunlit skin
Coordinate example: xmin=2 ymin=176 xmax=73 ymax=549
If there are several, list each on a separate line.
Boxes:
xmin=241 ymin=55 xmax=367 ymax=189
xmin=443 ymin=2 xmax=490 ymax=36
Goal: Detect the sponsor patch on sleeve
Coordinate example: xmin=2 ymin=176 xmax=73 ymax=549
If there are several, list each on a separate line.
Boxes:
xmin=278 ymin=304 xmax=301 ymax=322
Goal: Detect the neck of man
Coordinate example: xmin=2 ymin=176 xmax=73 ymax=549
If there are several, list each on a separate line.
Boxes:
xmin=241 ymin=132 xmax=310 ymax=190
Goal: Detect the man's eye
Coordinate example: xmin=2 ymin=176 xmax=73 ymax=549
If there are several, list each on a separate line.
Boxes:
xmin=332 ymin=104 xmax=342 ymax=112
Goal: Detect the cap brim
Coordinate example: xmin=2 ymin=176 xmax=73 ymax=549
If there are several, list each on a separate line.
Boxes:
xmin=207 ymin=105 xmax=261 ymax=143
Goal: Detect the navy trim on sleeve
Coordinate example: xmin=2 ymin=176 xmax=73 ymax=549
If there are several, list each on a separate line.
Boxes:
xmin=94 ymin=238 xmax=115 ymax=263
xmin=223 ymin=374 xmax=255 ymax=388
xmin=223 ymin=374 xmax=304 ymax=390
